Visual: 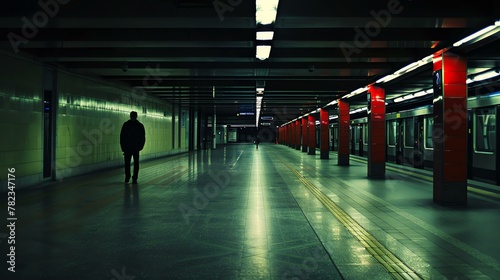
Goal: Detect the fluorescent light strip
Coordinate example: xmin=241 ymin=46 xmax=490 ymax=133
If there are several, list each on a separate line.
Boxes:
xmin=256 ymin=45 xmax=271 ymax=60
xmin=256 ymin=31 xmax=274 ymax=40
xmin=286 ymin=19 xmax=500 ymax=126
xmin=342 ymin=86 xmax=368 ymax=99
xmin=256 ymin=0 xmax=279 ymax=25
xmin=470 ymin=70 xmax=500 ymax=82
xmin=453 ymin=23 xmax=499 ymax=47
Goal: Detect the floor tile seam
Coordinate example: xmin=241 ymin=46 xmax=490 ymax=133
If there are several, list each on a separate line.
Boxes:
xmin=335 ymin=177 xmax=500 ymax=273
xmin=267 ymin=152 xmax=347 ymax=279
xmin=274 ymin=151 xmax=464 ymax=280
xmin=281 ymin=159 xmax=426 ymax=280
xmin=302 ymin=177 xmax=417 ymax=232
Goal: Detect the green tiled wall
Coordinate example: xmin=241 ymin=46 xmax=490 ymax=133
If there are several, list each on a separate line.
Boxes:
xmin=0 ymin=55 xmax=43 ymax=180
xmin=56 ymin=71 xmax=178 ymax=178
xmin=0 ymin=52 xmax=188 ymax=188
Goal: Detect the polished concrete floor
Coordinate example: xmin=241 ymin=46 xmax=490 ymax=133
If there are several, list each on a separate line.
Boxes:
xmin=1 ymin=143 xmax=500 ymax=279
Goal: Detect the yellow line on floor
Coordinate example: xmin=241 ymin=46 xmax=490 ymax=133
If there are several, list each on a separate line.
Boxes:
xmin=349 ymin=157 xmax=500 ymax=199
xmin=282 ymin=160 xmax=424 ymax=280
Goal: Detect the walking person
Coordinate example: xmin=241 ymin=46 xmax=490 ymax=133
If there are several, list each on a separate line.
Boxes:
xmin=120 ymin=111 xmax=146 ymax=184
xmin=255 ymin=135 xmax=260 ymax=149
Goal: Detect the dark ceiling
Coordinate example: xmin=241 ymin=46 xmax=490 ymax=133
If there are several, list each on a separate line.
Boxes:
xmin=1 ymin=0 xmax=500 ymax=127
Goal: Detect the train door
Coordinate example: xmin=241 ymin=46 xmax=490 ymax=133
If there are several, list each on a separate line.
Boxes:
xmin=358 ymin=124 xmax=364 ymax=156
xmin=395 ymin=119 xmax=404 ymax=164
xmin=413 ymin=116 xmax=424 ymax=169
xmin=467 ymin=109 xmax=473 ymax=179
xmin=331 ymin=125 xmax=337 ymax=151
xmin=403 ymin=118 xmax=414 ymax=165
xmin=351 ymin=124 xmax=356 ymax=154
xmin=351 ymin=124 xmax=363 ymax=156
xmin=362 ymin=123 xmax=368 ymax=157
xmin=386 ymin=119 xmax=397 ymax=163
xmin=471 ymin=107 xmax=497 ymax=184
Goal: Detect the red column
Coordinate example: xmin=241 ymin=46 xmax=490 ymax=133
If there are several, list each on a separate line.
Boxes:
xmin=283 ymin=125 xmax=288 ymax=146
xmin=433 ymin=51 xmax=467 ymax=207
xmin=307 ymin=115 xmax=316 ymax=155
xmin=288 ymin=124 xmax=291 ymax=147
xmin=301 ymin=117 xmax=308 ymax=152
xmin=320 ymin=108 xmax=329 ymax=159
xmin=367 ymin=85 xmax=386 ymax=178
xmin=285 ymin=125 xmax=289 ymax=146
xmin=295 ymin=120 xmax=301 ymax=150
xmin=284 ymin=125 xmax=288 ymax=146
xmin=291 ymin=121 xmax=296 ymax=149
xmin=338 ymin=99 xmax=350 ymax=166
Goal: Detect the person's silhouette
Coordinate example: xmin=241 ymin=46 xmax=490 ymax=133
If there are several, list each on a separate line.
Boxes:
xmin=255 ymin=136 xmax=260 ymax=149
xmin=120 ymin=111 xmax=146 ymax=183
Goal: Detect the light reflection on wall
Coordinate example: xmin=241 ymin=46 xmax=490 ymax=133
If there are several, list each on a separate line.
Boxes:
xmin=55 ymin=70 xmax=182 ymax=178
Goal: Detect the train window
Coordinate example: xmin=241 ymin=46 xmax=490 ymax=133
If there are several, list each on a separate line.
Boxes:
xmin=474 ymin=108 xmax=496 ymax=153
xmin=424 ymin=117 xmax=433 ymax=149
xmin=404 ymin=118 xmax=414 ymax=148
xmin=387 ymin=120 xmax=397 ymax=146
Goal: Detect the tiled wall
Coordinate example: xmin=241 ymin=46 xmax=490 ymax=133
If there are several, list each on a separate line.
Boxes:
xmin=0 ymin=54 xmax=43 ymax=191
xmin=0 ymin=52 xmax=189 ymax=192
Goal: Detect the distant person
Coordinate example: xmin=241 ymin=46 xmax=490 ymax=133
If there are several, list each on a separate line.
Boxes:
xmin=255 ymin=136 xmax=260 ymax=149
xmin=120 ymin=111 xmax=146 ymax=184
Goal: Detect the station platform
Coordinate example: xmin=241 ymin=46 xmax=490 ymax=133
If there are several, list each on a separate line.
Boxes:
xmin=2 ymin=143 xmax=500 ymax=280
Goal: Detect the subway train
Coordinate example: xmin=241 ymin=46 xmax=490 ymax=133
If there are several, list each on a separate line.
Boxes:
xmin=329 ymin=91 xmax=500 ymax=186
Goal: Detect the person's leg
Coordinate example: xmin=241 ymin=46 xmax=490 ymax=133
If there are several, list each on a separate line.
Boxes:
xmin=132 ymin=151 xmax=140 ymax=183
xmin=124 ymin=152 xmax=132 ymax=182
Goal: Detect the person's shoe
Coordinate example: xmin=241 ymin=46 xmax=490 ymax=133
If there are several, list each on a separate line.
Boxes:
xmin=132 ymin=180 xmax=137 ymax=184
xmin=125 ymin=176 xmax=130 ymax=183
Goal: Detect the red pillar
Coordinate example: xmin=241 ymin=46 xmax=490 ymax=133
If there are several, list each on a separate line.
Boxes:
xmin=295 ymin=120 xmax=301 ymax=150
xmin=307 ymin=115 xmax=316 ymax=155
xmin=284 ymin=125 xmax=288 ymax=146
xmin=320 ymin=108 xmax=329 ymax=159
xmin=290 ymin=123 xmax=295 ymax=148
xmin=301 ymin=117 xmax=308 ymax=152
xmin=433 ymin=51 xmax=467 ymax=207
xmin=283 ymin=124 xmax=288 ymax=146
xmin=285 ymin=125 xmax=289 ymax=146
xmin=367 ymin=85 xmax=386 ymax=178
xmin=287 ymin=124 xmax=291 ymax=147
xmin=338 ymin=99 xmax=350 ymax=166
